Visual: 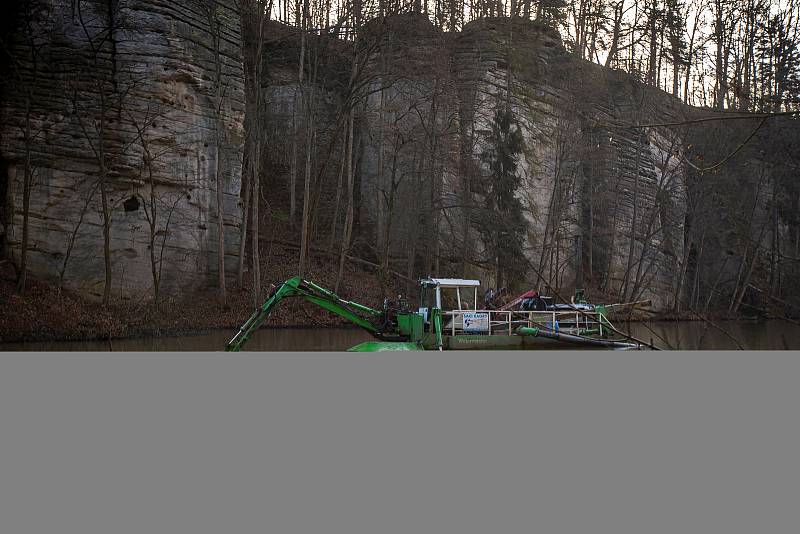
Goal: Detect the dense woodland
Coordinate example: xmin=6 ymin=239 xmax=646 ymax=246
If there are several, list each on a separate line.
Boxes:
xmin=1 ymin=0 xmax=799 ymax=334
xmin=260 ymin=0 xmax=800 ymax=110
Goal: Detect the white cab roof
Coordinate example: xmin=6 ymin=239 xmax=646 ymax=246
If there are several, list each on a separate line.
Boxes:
xmin=425 ymin=278 xmax=481 ymax=288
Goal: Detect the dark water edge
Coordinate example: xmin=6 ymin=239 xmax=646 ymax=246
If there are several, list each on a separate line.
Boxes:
xmin=0 ymin=327 xmax=375 ymax=352
xmin=620 ymin=319 xmax=800 ymax=350
xmin=2 ymin=320 xmax=799 ymax=351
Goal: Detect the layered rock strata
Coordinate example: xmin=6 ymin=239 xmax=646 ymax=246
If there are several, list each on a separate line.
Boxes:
xmin=1 ymin=0 xmax=244 ymax=298
xmin=240 ymin=15 xmax=695 ymax=308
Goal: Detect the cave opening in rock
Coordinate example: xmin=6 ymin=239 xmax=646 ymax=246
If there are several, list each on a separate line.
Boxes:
xmin=123 ymin=195 xmax=140 ymax=212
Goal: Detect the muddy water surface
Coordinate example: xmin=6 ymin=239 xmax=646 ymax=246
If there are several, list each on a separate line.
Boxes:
xmin=2 ymin=320 xmax=799 ymax=351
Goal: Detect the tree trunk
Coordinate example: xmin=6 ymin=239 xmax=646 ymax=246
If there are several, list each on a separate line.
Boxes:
xmin=251 ymin=166 xmax=261 ymax=307
xmin=335 ymin=111 xmax=355 ymax=294
xmin=714 ymin=1 xmax=726 ymax=110
xmin=238 ymin=164 xmax=250 ymax=290
xmin=691 ymin=229 xmax=705 ymax=310
xmin=648 ymin=0 xmax=659 ymax=85
xmin=733 ymin=225 xmax=768 ymax=314
xmin=298 ymin=100 xmax=314 ymax=276
xmin=770 ymin=181 xmax=779 ymax=296
xmin=621 ymin=129 xmax=643 ymax=301
xmin=17 ymin=95 xmax=33 ymax=294
xmin=148 ymin=189 xmax=159 ymax=309
xmin=381 ymin=144 xmax=401 ymax=274
xmin=604 ymin=3 xmax=623 ymax=69
xmin=684 ymin=7 xmax=701 ymax=104
xmin=587 ymin=152 xmax=594 ymax=280
xmin=216 ymin=135 xmax=227 ymax=305
xmin=60 ymin=182 xmax=97 ymax=290
xmin=405 ymin=168 xmax=421 ymax=295
xmin=100 ymin=180 xmax=112 ymax=307
xmin=376 ymin=71 xmax=387 ymax=255
xmin=673 ymin=238 xmax=690 ymax=312
xmin=328 ymin=130 xmax=347 ymax=253
xmin=291 ymin=12 xmax=305 ymax=227
xmin=290 ymin=108 xmax=298 ymax=226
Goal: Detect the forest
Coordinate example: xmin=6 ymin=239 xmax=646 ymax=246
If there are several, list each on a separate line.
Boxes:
xmin=0 ymin=0 xmax=799 ymax=342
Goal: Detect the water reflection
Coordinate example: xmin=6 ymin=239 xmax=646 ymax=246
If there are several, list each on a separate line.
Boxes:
xmin=623 ymin=320 xmax=800 ymax=350
xmin=2 ymin=328 xmax=374 ymax=352
xmin=2 ymin=320 xmax=798 ymax=351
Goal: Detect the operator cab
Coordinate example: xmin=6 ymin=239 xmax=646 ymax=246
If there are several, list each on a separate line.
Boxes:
xmin=418 ymin=278 xmax=481 ymax=325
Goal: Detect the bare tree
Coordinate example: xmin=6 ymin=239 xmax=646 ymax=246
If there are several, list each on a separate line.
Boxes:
xmin=241 ymin=0 xmax=275 ymax=304
xmin=126 ymin=104 xmax=185 ymax=309
xmin=200 ymin=0 xmax=230 ymax=305
xmin=72 ymin=0 xmax=127 ymax=306
xmin=59 ymin=181 xmax=100 ymax=291
xmin=335 ymin=108 xmax=355 ymax=293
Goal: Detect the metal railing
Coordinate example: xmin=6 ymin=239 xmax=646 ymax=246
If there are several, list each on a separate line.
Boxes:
xmin=442 ymin=309 xmax=610 ymax=337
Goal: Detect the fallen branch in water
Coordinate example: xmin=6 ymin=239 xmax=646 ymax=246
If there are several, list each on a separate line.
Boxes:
xmin=632 ymin=320 xmax=675 ymax=350
xmin=689 ymin=309 xmax=744 ymax=349
xmin=746 ymin=285 xmax=800 ymax=326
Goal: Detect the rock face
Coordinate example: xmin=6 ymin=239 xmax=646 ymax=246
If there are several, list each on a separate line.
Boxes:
xmin=445 ymin=18 xmax=689 ymax=308
xmin=361 ymin=16 xmax=689 ymax=307
xmin=1 ymin=0 xmax=244 ymax=298
xmin=6 ymin=9 xmax=771 ymax=312
xmin=251 ymin=20 xmax=352 ymax=242
xmin=238 ymin=15 xmax=696 ymax=308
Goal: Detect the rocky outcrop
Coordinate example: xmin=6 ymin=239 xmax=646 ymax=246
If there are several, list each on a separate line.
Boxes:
xmin=350 ymin=17 xmax=688 ymax=307
xmin=241 ymin=15 xmax=696 ymax=308
xmin=5 ymin=8 xmax=781 ymax=312
xmin=1 ymin=0 xmax=244 ymax=298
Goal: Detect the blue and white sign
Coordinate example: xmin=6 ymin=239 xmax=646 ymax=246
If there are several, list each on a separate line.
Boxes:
xmin=463 ymin=312 xmax=490 ymax=333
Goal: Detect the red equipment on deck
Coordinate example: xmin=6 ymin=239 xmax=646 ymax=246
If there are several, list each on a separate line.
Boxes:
xmin=500 ymin=290 xmax=540 ymax=311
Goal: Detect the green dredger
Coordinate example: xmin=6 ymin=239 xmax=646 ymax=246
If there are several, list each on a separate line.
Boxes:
xmin=225 ymin=276 xmax=645 ymax=351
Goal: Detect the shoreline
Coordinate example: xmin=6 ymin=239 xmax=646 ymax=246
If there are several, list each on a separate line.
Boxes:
xmin=1 ymin=264 xmax=773 ymax=346
xmin=1 ymin=292 xmax=751 ymax=347
xmin=0 ymin=262 xmax=384 ymax=344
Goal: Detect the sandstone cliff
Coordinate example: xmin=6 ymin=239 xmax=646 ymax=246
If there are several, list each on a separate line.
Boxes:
xmin=1 ymin=0 xmax=244 ymax=299
xmin=3 ymin=8 xmax=791 ymax=313
xmin=260 ymin=15 xmax=695 ymax=308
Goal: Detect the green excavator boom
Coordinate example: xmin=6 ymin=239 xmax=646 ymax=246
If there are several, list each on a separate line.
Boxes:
xmin=225 ymin=276 xmax=383 ymax=352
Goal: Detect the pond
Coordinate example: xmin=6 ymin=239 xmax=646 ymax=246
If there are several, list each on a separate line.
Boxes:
xmin=2 ymin=320 xmax=799 ymax=351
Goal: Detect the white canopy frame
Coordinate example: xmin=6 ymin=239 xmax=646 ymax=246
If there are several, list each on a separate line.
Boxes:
xmin=421 ymin=278 xmax=480 ymax=311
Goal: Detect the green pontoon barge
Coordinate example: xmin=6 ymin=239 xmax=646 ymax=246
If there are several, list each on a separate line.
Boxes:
xmin=225 ymin=276 xmax=644 ymax=351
